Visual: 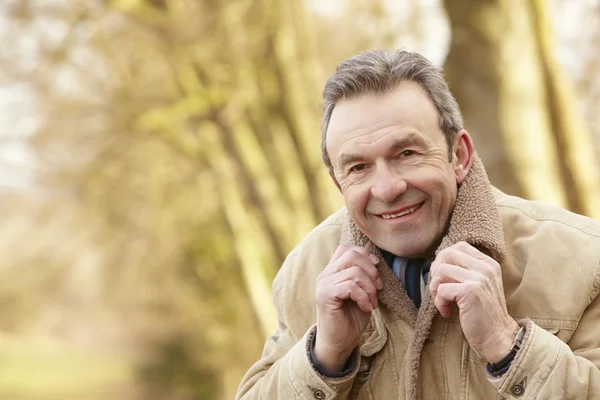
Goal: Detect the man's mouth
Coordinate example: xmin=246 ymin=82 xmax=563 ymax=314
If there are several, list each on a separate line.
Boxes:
xmin=378 ymin=202 xmax=424 ymax=220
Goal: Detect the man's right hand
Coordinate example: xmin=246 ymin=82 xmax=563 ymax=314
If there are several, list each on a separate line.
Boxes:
xmin=313 ymin=244 xmax=383 ymax=372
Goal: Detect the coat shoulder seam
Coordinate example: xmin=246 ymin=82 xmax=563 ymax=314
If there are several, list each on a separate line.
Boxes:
xmin=497 ymin=204 xmax=600 ymax=240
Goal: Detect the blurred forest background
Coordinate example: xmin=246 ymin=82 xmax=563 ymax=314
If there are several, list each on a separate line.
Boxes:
xmin=1 ymin=0 xmax=599 ymax=399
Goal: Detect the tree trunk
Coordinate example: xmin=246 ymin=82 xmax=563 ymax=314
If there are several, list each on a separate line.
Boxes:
xmin=111 ymin=0 xmax=338 ymax=338
xmin=444 ymin=0 xmax=599 ymax=219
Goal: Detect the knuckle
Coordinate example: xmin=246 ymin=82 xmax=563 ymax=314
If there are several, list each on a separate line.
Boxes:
xmin=344 ymin=250 xmax=362 ymax=265
xmin=353 ymin=264 xmax=372 ymax=279
xmin=437 ymin=247 xmax=450 ymax=259
xmin=482 ymin=264 xmax=496 ymax=278
xmin=315 ymin=287 xmax=327 ymax=303
xmin=488 ymin=258 xmax=501 ymax=270
xmin=482 ymin=270 xmax=494 ymax=282
xmin=439 ymin=246 xmax=456 ymax=260
xmin=429 ymin=261 xmax=438 ymax=276
xmin=436 ymin=263 xmax=448 ymax=278
xmin=345 ymin=249 xmax=357 ymax=258
xmin=336 ymin=244 xmax=352 ymax=257
xmin=345 ymin=286 xmax=355 ymax=298
xmin=371 ymin=269 xmax=380 ymax=280
xmin=436 ymin=282 xmax=445 ymax=294
xmin=447 ymin=247 xmax=461 ymax=258
xmin=338 ymin=250 xmax=353 ymax=264
xmin=352 ymin=246 xmax=368 ymax=255
xmin=456 ymin=241 xmax=470 ymax=249
xmin=350 ymin=245 xmax=363 ymax=256
xmin=468 ymin=280 xmax=482 ymax=292
xmin=483 ymin=276 xmax=493 ymax=287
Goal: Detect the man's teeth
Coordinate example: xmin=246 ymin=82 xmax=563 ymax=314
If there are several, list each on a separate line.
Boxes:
xmin=381 ymin=205 xmax=420 ymax=219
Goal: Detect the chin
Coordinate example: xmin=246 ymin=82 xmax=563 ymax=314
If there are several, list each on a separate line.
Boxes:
xmin=381 ymin=237 xmax=437 ymax=259
xmin=395 ymin=248 xmax=429 ymax=259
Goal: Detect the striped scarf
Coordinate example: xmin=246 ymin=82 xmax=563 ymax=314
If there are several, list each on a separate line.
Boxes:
xmin=382 ymin=251 xmax=431 ymax=309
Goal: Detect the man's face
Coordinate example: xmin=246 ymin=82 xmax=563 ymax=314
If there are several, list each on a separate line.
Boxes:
xmin=326 ymin=81 xmax=471 ymax=259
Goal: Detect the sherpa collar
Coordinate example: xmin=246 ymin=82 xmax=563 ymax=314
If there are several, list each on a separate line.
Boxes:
xmin=339 ymin=153 xmax=506 ymax=399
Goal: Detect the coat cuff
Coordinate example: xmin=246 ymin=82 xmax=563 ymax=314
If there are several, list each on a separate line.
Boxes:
xmin=286 ymin=325 xmax=359 ymax=399
xmin=309 ymin=327 xmax=359 ymax=378
xmin=488 ymin=319 xmax=562 ymax=399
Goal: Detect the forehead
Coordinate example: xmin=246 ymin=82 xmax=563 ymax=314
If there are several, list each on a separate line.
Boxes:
xmin=326 ymin=81 xmax=442 ymax=153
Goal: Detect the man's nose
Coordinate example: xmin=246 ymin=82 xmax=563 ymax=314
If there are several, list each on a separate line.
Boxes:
xmin=370 ymin=165 xmax=407 ymax=203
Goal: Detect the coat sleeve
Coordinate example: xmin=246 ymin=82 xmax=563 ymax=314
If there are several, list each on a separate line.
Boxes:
xmin=235 ymin=254 xmax=359 ymax=400
xmin=489 ymin=270 xmax=600 ymax=399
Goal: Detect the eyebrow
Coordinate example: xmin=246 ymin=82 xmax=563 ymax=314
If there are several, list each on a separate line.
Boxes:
xmin=337 ymin=132 xmax=427 ymax=170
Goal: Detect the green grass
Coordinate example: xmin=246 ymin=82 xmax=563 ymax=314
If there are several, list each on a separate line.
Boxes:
xmin=0 ymin=335 xmax=134 ymax=400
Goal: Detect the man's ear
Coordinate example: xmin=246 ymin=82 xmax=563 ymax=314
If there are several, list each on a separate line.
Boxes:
xmin=329 ymin=169 xmax=342 ymax=193
xmin=453 ymin=130 xmax=473 ymax=184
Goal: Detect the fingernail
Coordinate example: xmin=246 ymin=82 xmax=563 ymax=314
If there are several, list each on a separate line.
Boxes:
xmin=377 ymin=278 xmax=384 ymax=290
xmin=369 ymin=254 xmax=379 ymax=264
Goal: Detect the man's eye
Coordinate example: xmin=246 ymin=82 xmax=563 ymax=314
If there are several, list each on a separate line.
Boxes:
xmin=399 ymin=150 xmax=415 ymax=158
xmin=350 ymin=164 xmax=367 ymax=173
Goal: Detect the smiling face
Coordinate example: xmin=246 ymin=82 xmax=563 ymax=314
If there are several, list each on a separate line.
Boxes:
xmin=326 ymin=81 xmax=472 ymax=259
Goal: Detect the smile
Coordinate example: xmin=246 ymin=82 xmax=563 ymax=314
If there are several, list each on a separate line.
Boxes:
xmin=379 ymin=203 xmax=423 ymax=220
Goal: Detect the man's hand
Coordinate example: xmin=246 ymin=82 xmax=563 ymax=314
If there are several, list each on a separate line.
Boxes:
xmin=429 ymin=242 xmax=519 ymax=363
xmin=314 ymin=244 xmax=383 ymax=372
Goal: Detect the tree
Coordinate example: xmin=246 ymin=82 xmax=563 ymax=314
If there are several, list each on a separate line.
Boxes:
xmin=1 ymin=0 xmax=342 ymax=398
xmin=444 ymin=0 xmax=600 ymax=219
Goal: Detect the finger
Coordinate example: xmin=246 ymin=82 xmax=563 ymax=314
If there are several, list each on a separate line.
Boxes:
xmin=330 ymin=280 xmax=374 ymax=313
xmin=318 ymin=245 xmax=354 ymax=281
xmin=429 ymin=255 xmax=466 ymax=285
xmin=324 ymin=249 xmax=383 ymax=289
xmin=434 ymin=282 xmax=464 ymax=318
xmin=331 ymin=245 xmax=378 ymax=263
xmin=320 ymin=267 xmax=379 ymax=309
xmin=348 ymin=246 xmax=381 ymax=266
xmin=452 ymin=243 xmax=501 ymax=277
xmin=437 ymin=245 xmax=490 ymax=274
xmin=453 ymin=241 xmax=489 ymax=260
xmin=330 ymin=244 xmax=353 ymax=262
xmin=329 ymin=266 xmax=379 ymax=309
xmin=429 ymin=263 xmax=472 ymax=298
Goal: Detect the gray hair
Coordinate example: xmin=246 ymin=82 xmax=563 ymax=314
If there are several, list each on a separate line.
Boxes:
xmin=321 ymin=49 xmax=463 ymax=172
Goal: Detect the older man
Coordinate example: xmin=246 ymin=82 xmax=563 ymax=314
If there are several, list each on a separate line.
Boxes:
xmin=236 ymin=49 xmax=600 ymax=399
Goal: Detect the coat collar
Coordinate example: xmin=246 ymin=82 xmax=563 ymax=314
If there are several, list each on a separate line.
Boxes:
xmin=340 ymin=154 xmax=506 ymax=399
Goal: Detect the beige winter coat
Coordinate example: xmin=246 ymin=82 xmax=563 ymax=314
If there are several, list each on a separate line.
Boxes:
xmin=236 ymin=157 xmax=600 ymax=400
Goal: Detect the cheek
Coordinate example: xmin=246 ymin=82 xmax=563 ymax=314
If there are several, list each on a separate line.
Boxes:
xmin=410 ymin=169 xmax=453 ymax=190
xmin=342 ymin=184 xmax=370 ymax=214
xmin=409 ymin=169 xmax=457 ymax=205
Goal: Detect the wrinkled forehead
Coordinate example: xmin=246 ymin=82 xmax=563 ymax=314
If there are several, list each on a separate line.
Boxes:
xmin=326 ymin=82 xmax=442 ymax=156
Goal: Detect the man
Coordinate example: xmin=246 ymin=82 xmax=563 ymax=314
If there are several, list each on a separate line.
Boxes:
xmin=236 ymin=49 xmax=600 ymax=399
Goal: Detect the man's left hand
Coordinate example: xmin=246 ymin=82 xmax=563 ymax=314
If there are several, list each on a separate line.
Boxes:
xmin=429 ymin=241 xmax=519 ymax=363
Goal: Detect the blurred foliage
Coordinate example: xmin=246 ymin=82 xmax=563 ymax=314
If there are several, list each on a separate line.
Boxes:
xmin=0 ymin=0 xmax=599 ymax=399
xmin=137 ymin=334 xmax=220 ymax=399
